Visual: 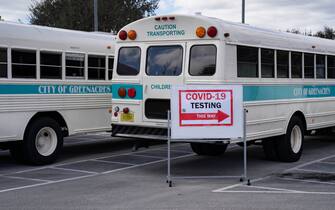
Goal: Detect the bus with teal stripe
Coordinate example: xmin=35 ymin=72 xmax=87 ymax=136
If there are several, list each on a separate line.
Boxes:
xmin=0 ymin=21 xmax=115 ymax=165
xmin=111 ymin=14 xmax=335 ymax=162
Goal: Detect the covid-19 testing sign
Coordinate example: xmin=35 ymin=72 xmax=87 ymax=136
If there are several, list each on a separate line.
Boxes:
xmin=170 ymin=85 xmax=243 ymax=139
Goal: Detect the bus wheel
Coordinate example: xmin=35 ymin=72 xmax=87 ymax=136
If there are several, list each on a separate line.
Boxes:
xmin=276 ymin=117 xmax=304 ymax=162
xmin=190 ymin=143 xmax=228 ymax=156
xmin=262 ymin=137 xmax=279 ymax=161
xmin=12 ymin=118 xmax=63 ymax=165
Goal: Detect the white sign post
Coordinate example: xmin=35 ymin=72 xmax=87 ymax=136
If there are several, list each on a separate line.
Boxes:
xmin=167 ymin=85 xmax=249 ymax=186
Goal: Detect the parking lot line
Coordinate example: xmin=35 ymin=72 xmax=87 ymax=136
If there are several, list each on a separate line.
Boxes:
xmin=216 ymin=190 xmax=335 ymax=195
xmin=278 ymin=176 xmax=335 ymax=186
xmin=285 ymin=154 xmax=335 ymax=172
xmin=245 ymin=184 xmax=302 ymax=193
xmin=0 ymin=175 xmax=51 ymax=183
xmin=295 ymin=168 xmax=335 ymax=174
xmin=91 ymin=159 xmax=136 ymax=166
xmin=52 ymin=166 xmax=99 ymax=175
xmin=0 ymin=174 xmax=96 ymax=194
xmin=320 ymin=161 xmax=335 ymax=165
xmin=213 ymin=153 xmax=335 ymax=195
xmin=0 ymin=150 xmax=195 ymax=194
xmin=212 ymin=176 xmax=271 ymax=192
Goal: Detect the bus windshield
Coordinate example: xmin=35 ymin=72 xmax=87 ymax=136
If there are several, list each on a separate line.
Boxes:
xmin=146 ymin=46 xmax=183 ymax=76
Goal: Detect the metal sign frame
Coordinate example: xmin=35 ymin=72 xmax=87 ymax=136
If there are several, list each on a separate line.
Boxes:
xmin=166 ymin=106 xmax=250 ymax=187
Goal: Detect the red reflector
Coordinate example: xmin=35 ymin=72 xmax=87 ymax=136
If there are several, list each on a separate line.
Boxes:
xmin=162 ymin=17 xmax=168 ymax=21
xmin=155 ymin=17 xmax=161 ymax=21
xmin=127 ymin=88 xmax=136 ymax=98
xmin=119 ymin=30 xmax=127 ymax=40
xmin=207 ymin=26 xmax=218 ymax=38
xmin=123 ymin=107 xmax=129 ymax=114
xmin=114 ymin=112 xmax=118 ymax=117
xmin=118 ymin=87 xmax=126 ymax=98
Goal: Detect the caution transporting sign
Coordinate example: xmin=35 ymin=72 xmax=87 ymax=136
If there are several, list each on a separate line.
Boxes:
xmin=171 ymin=85 xmax=243 ymax=139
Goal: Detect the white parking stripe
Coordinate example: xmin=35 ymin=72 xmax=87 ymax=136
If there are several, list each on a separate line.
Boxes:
xmin=0 ymin=175 xmax=51 ymax=183
xmin=213 ymin=153 xmax=335 ymax=194
xmin=295 ymin=168 xmax=335 ymax=174
xmin=217 ymin=190 xmax=335 ymax=195
xmin=278 ymin=176 xmax=335 ymax=186
xmin=91 ymin=159 xmax=135 ymax=166
xmin=285 ymin=154 xmax=335 ymax=172
xmin=51 ymin=167 xmax=99 ymax=175
xmin=0 ymin=152 xmax=195 ymax=194
xmin=0 ymin=174 xmax=96 ymax=194
xmin=245 ymin=185 xmax=302 ymax=193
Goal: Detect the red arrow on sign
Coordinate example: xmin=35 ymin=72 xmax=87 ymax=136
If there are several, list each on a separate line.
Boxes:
xmin=180 ymin=110 xmax=230 ymax=123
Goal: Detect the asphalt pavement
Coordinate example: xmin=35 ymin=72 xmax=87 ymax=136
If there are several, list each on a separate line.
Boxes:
xmin=0 ymin=134 xmax=335 ymax=209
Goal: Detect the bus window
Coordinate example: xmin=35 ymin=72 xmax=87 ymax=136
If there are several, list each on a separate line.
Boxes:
xmin=328 ymin=56 xmax=335 ymax=79
xmin=88 ymin=55 xmax=106 ymax=80
xmin=117 ymin=47 xmax=140 ymax=76
xmin=66 ymin=53 xmax=85 ymax=78
xmin=108 ymin=56 xmax=114 ymax=80
xmin=237 ymin=46 xmax=258 ymax=78
xmin=291 ymin=52 xmax=302 ymax=78
xmin=40 ymin=51 xmax=62 ymax=79
xmin=0 ymin=48 xmax=7 ymax=78
xmin=261 ymin=48 xmax=274 ymax=78
xmin=277 ymin=50 xmax=289 ymax=78
xmin=12 ymin=49 xmax=36 ymax=79
xmin=304 ymin=53 xmax=314 ymax=79
xmin=146 ymin=46 xmax=183 ymax=76
xmin=316 ymin=54 xmax=325 ymax=79
xmin=189 ymin=45 xmax=216 ymax=76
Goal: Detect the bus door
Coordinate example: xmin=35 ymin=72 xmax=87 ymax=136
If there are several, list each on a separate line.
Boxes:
xmin=142 ymin=43 xmax=186 ymax=122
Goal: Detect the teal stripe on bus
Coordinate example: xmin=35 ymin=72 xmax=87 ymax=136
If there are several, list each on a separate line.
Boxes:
xmin=112 ymin=84 xmax=143 ymax=100
xmin=243 ymin=85 xmax=335 ymax=101
xmin=0 ymin=84 xmax=112 ymax=94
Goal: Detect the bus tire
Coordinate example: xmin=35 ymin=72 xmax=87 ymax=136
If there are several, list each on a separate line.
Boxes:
xmin=276 ymin=116 xmax=304 ymax=162
xmin=9 ymin=142 xmax=26 ymax=163
xmin=190 ymin=143 xmax=228 ymax=156
xmin=262 ymin=137 xmax=279 ymax=161
xmin=20 ymin=117 xmax=63 ymax=165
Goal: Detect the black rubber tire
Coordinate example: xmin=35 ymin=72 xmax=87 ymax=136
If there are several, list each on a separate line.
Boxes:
xmin=262 ymin=137 xmax=279 ymax=161
xmin=11 ymin=117 xmax=63 ymax=165
xmin=9 ymin=142 xmax=26 ymax=163
xmin=190 ymin=143 xmax=228 ymax=156
xmin=276 ymin=116 xmax=304 ymax=162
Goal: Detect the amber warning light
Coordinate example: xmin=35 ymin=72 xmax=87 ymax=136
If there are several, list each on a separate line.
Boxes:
xmin=195 ymin=26 xmax=218 ymax=38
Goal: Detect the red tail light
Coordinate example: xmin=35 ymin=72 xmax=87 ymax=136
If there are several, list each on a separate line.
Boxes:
xmin=207 ymin=26 xmax=218 ymax=38
xmin=118 ymin=87 xmax=126 ymax=98
xmin=127 ymin=88 xmax=136 ymax=98
xmin=123 ymin=107 xmax=129 ymax=114
xmin=119 ymin=30 xmax=127 ymax=40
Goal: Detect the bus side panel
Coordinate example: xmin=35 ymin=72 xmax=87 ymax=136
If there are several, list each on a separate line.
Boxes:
xmin=0 ymin=112 xmax=35 ymax=142
xmin=60 ymin=108 xmax=111 ymax=135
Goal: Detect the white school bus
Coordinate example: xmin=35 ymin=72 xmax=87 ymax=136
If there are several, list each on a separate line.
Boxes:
xmin=0 ymin=22 xmax=115 ymax=165
xmin=111 ymin=14 xmax=335 ymax=162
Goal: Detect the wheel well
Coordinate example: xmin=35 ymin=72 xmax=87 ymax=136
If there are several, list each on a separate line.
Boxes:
xmin=291 ymin=111 xmax=307 ymax=131
xmin=26 ymin=112 xmax=69 ymax=137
